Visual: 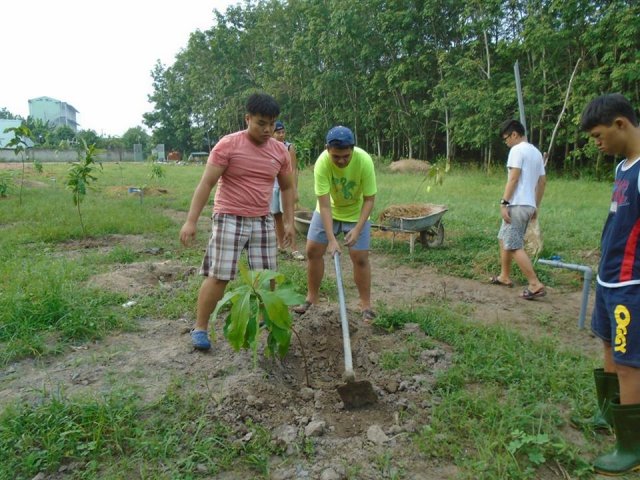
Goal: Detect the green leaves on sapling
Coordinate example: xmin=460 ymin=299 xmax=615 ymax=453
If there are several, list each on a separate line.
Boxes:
xmin=66 ymin=140 xmax=102 ymax=236
xmin=213 ymin=264 xmax=304 ymax=363
xmin=4 ymin=123 xmax=34 ymax=205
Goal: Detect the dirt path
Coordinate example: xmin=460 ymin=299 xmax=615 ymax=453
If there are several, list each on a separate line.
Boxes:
xmin=0 ymin=237 xmax=599 ymax=479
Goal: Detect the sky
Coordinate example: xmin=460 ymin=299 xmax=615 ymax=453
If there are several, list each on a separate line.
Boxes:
xmin=1 ymin=0 xmax=240 ymax=137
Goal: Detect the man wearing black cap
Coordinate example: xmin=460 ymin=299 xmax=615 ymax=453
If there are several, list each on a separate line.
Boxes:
xmin=294 ymin=125 xmax=378 ymax=322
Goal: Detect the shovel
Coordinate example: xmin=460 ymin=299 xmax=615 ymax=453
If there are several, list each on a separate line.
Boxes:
xmin=333 ymin=252 xmax=377 ymax=408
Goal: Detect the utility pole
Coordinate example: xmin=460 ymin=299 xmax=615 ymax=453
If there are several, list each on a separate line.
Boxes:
xmin=514 ymin=60 xmax=527 ymax=136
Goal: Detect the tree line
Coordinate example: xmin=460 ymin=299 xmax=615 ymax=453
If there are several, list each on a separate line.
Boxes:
xmin=144 ymin=0 xmax=639 ymax=176
xmin=1 ymin=108 xmax=152 ymax=158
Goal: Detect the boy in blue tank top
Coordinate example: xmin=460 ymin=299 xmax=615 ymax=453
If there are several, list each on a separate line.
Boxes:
xmin=581 ymin=93 xmax=640 ymax=475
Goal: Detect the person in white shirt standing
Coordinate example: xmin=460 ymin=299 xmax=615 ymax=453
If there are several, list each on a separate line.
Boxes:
xmin=490 ymin=119 xmax=547 ymax=299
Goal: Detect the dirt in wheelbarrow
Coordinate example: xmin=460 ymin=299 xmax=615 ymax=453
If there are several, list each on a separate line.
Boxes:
xmin=0 ymin=232 xmax=601 ymax=480
xmin=378 ymin=203 xmax=441 ymax=222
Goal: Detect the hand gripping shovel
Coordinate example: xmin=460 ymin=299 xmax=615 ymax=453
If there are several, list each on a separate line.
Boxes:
xmin=333 ymin=252 xmax=377 ymax=408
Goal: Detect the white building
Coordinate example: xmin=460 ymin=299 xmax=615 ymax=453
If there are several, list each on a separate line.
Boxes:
xmin=28 ymin=96 xmax=79 ymax=131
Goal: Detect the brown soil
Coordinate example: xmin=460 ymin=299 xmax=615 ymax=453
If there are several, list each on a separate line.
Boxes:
xmin=388 ymin=159 xmax=431 ymax=173
xmin=0 ymin=233 xmax=599 ymax=480
xmin=378 ymin=203 xmax=444 ymax=223
xmin=0 ymin=162 xmax=25 ymax=169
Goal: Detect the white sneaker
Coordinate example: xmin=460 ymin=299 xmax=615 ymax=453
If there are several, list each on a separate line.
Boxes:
xmin=291 ymin=250 xmax=305 ymax=261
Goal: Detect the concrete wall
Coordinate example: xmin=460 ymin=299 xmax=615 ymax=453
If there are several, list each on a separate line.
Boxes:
xmin=0 ymin=148 xmax=140 ymax=163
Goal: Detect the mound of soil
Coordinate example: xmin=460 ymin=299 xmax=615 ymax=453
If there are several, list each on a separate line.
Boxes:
xmin=89 ymin=260 xmax=196 ymax=297
xmin=388 ymin=159 xmax=430 ymax=173
xmin=209 ymin=305 xmax=454 ymax=478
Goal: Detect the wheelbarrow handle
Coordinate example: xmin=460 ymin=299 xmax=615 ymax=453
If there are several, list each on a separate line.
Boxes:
xmin=334 ymin=253 xmax=355 ymax=381
xmin=370 ymin=223 xmax=390 ymax=231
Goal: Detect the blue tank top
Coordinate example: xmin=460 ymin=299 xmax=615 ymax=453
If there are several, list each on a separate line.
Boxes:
xmin=598 ymin=159 xmax=640 ymax=287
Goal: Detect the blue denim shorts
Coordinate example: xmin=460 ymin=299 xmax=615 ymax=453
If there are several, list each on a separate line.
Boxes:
xmin=592 ymin=282 xmax=640 ymax=367
xmin=307 ymin=211 xmax=371 ymax=251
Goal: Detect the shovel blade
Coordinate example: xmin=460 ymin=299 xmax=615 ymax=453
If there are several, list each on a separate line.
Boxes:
xmin=336 ymin=380 xmax=378 ymax=409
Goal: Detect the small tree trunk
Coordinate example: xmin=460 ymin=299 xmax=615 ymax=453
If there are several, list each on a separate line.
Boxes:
xmin=19 ymin=157 xmax=25 ymax=206
xmin=77 ymin=203 xmax=86 ymax=237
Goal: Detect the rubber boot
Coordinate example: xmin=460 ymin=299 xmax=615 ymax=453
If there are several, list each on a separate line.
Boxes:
xmin=594 ymin=401 xmax=640 ymax=475
xmin=593 ymin=369 xmax=619 ymax=429
xmin=572 ymin=369 xmax=618 ymax=431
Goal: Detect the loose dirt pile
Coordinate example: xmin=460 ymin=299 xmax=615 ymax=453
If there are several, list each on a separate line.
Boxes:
xmin=388 ymin=159 xmax=430 ymax=173
xmin=378 ymin=203 xmax=439 ymax=223
xmin=211 ymin=305 xmax=454 ymax=479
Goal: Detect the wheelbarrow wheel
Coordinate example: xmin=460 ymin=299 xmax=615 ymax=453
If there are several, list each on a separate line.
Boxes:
xmin=420 ymin=222 xmax=444 ymax=248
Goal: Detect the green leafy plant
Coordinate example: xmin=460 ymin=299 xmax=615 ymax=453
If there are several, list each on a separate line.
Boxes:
xmin=4 ymin=123 xmax=34 ymax=205
xmin=66 ymin=140 xmax=102 ymax=236
xmin=0 ymin=172 xmax=13 ymax=198
xmin=33 ymin=158 xmax=43 ymax=173
xmin=426 ymin=155 xmax=450 ymax=188
xmin=212 ymin=264 xmax=306 ymax=374
xmin=148 ymin=161 xmax=165 ymax=184
xmin=507 ymin=430 xmax=550 ymax=467
xmin=411 ymin=155 xmax=450 ymax=199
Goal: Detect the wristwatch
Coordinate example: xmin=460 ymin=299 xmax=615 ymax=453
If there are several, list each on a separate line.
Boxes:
xmin=500 ymin=199 xmax=510 ymax=206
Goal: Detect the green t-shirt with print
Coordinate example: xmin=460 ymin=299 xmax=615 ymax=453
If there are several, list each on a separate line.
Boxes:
xmin=314 ymin=146 xmax=377 ymax=222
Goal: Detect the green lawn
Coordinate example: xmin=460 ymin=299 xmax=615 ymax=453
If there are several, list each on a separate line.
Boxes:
xmin=0 ymin=161 xmax=616 ymax=479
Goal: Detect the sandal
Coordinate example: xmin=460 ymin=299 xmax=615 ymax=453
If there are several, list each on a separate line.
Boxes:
xmin=362 ymin=309 xmax=377 ymax=323
xmin=291 ymin=250 xmax=306 ymax=261
xmin=489 ymin=276 xmax=514 ymax=288
xmin=521 ymin=287 xmax=546 ymax=300
xmin=191 ymin=329 xmax=211 ymax=350
xmin=294 ymin=301 xmax=313 ymax=314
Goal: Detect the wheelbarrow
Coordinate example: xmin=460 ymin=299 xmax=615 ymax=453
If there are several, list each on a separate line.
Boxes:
xmin=373 ymin=204 xmax=448 ymax=254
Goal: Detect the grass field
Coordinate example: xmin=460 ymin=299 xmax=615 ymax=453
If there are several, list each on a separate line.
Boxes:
xmin=0 ymin=160 xmax=619 ymax=479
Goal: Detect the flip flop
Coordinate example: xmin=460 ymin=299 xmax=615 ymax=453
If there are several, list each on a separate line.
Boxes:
xmin=291 ymin=250 xmax=306 ymax=261
xmin=521 ymin=287 xmax=546 ymax=300
xmin=294 ymin=300 xmax=313 ymax=314
xmin=489 ymin=276 xmax=514 ymax=288
xmin=362 ymin=309 xmax=377 ymax=324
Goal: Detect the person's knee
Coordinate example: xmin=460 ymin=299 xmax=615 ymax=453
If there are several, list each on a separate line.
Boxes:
xmin=350 ymin=251 xmax=369 ymax=268
xmin=306 ymin=242 xmax=326 ymax=260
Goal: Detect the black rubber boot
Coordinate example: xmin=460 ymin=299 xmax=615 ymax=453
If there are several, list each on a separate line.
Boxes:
xmin=594 ymin=401 xmax=640 ymax=475
xmin=572 ymin=369 xmax=618 ymax=431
